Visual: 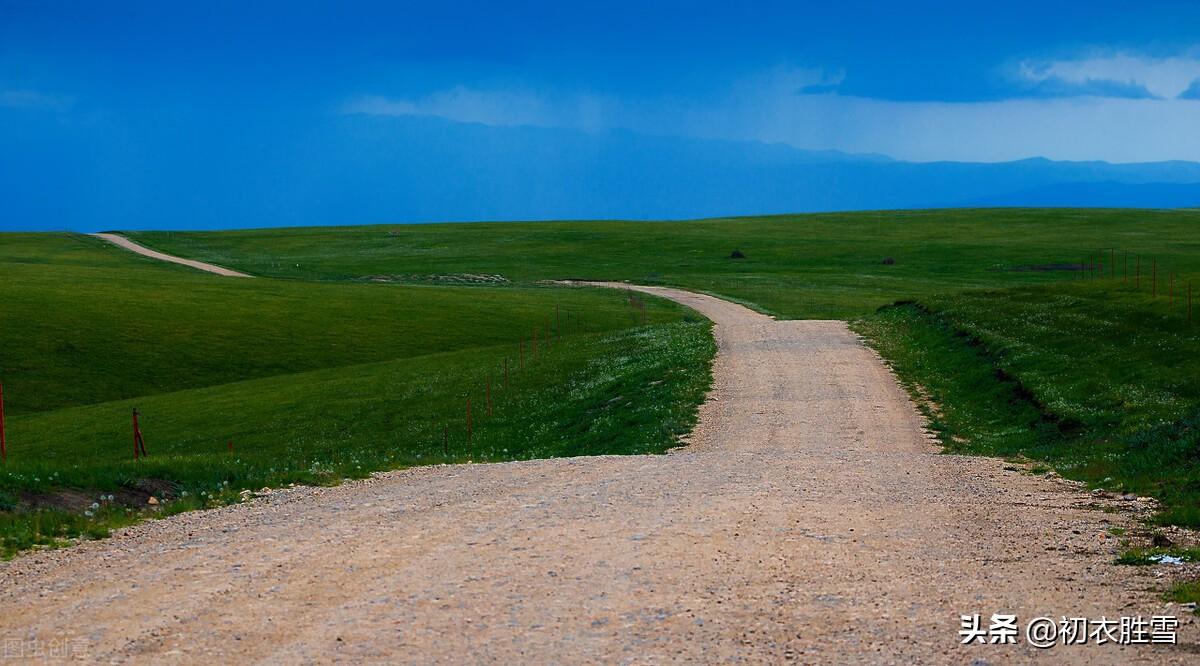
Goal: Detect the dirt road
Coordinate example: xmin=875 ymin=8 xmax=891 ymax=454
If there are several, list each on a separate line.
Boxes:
xmin=91 ymin=233 xmax=253 ymax=277
xmin=1 ymin=285 xmax=1193 ymax=663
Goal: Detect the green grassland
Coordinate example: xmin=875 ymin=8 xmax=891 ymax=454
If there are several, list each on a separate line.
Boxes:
xmin=855 ymin=282 xmax=1200 ymax=525
xmin=130 ymin=208 xmax=1200 ymax=318
xmin=0 ymin=234 xmax=713 ymax=556
xmin=131 ymin=208 xmax=1200 ymax=530
xmin=7 ymin=207 xmax=1200 ymax=559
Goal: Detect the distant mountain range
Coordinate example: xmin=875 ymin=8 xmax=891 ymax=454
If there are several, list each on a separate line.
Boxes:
xmin=4 ymin=111 xmax=1200 ymax=230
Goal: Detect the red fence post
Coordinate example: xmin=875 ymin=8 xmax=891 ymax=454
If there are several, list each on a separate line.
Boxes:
xmin=227 ymin=439 xmax=234 ymax=454
xmin=0 ymin=382 xmax=6 ymax=462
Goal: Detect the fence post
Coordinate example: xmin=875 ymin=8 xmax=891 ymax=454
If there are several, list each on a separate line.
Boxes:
xmin=132 ymin=407 xmax=147 ymax=459
xmin=227 ymin=439 xmax=233 ymax=454
xmin=0 ymin=382 xmax=6 ymax=462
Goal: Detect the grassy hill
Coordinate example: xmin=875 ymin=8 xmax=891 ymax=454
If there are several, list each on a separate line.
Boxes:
xmin=0 ymin=234 xmax=713 ymax=556
xmin=129 ymin=207 xmax=1200 ymax=318
xmin=131 ymin=208 xmax=1200 ymax=531
xmin=7 ymin=208 xmax=1200 ymax=557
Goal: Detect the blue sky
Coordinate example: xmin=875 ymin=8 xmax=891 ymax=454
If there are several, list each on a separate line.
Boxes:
xmin=4 ymin=1 xmax=1200 ymax=161
xmin=3 ymin=1 xmax=1200 ymax=229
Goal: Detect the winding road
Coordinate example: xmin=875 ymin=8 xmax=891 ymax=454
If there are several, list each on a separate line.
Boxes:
xmin=0 ymin=284 xmax=1193 ymax=663
xmin=91 ymin=233 xmax=254 ymax=278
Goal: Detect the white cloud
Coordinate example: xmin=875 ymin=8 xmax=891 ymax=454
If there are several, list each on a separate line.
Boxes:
xmin=343 ymin=87 xmax=609 ymax=130
xmin=673 ymin=93 xmax=1200 ymax=163
xmin=344 ymin=64 xmax=1200 ymax=163
xmin=1016 ymin=49 xmax=1200 ymax=99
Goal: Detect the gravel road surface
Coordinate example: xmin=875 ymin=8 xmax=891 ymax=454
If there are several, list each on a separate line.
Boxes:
xmin=91 ymin=233 xmax=253 ymax=277
xmin=1 ymin=285 xmax=1194 ymax=664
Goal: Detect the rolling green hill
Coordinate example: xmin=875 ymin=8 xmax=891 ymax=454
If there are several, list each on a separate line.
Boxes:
xmin=130 ymin=207 xmax=1200 ymax=318
xmin=0 ymin=234 xmax=713 ymax=556
xmin=131 ymin=208 xmax=1200 ymax=531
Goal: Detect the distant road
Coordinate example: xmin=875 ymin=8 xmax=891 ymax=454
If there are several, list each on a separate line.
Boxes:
xmin=91 ymin=232 xmax=254 ymax=278
xmin=0 ymin=285 xmax=1189 ymax=662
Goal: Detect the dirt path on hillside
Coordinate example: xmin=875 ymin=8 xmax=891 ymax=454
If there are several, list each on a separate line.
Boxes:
xmin=1 ymin=285 xmax=1194 ymax=663
xmin=91 ymin=233 xmax=253 ymax=277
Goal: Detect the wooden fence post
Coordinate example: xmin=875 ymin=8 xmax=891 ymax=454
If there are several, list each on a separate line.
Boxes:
xmin=132 ymin=407 xmax=147 ymax=459
xmin=0 ymin=382 xmax=6 ymax=461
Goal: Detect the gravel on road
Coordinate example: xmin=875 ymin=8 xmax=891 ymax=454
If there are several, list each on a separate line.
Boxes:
xmin=1 ymin=284 xmax=1194 ymax=663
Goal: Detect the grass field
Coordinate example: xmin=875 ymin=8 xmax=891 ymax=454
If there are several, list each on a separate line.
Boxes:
xmin=7 ymin=208 xmax=1200 ymax=559
xmin=855 ymin=281 xmax=1200 ymax=526
xmin=0 ymin=234 xmax=713 ymax=556
xmin=130 ymin=208 xmax=1200 ymax=533
xmin=130 ymin=207 xmax=1200 ymax=318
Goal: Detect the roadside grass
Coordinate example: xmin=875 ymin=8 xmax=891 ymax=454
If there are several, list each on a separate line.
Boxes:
xmin=130 ymin=210 xmax=1200 ymax=528
xmin=0 ymin=234 xmax=678 ymax=414
xmin=1115 ymin=547 xmax=1200 ymax=566
xmin=0 ymin=321 xmax=714 ymax=557
xmin=0 ymin=232 xmax=712 ymax=557
xmin=129 ymin=207 xmax=1200 ymax=319
xmin=1164 ymin=580 xmax=1200 ymax=612
xmin=853 ymin=279 xmax=1200 ymax=527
